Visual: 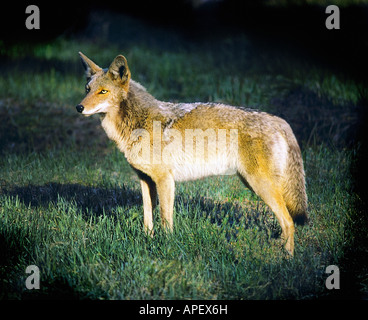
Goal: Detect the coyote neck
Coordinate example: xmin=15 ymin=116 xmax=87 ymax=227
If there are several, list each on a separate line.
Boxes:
xmin=100 ymin=96 xmax=139 ymax=155
xmin=100 ymin=109 xmax=128 ymax=154
xmin=100 ymin=86 xmax=161 ymax=155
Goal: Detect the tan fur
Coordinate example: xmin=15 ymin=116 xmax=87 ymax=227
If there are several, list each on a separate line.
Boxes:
xmin=76 ymin=52 xmax=308 ymax=255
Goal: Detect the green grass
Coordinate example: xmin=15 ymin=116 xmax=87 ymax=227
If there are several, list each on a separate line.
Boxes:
xmin=0 ymin=11 xmax=366 ymax=299
xmin=0 ymin=145 xmax=356 ymax=299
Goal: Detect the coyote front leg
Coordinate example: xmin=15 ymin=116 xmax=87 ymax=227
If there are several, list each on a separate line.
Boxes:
xmin=140 ymin=178 xmax=157 ymax=234
xmin=155 ymin=173 xmax=175 ymax=231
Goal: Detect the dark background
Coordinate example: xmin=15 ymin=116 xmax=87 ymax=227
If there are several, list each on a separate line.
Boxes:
xmin=3 ymin=0 xmax=368 ymax=80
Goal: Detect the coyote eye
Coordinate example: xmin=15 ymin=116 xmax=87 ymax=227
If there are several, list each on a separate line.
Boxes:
xmin=99 ymin=89 xmax=108 ymax=94
xmin=85 ymin=85 xmax=90 ymax=94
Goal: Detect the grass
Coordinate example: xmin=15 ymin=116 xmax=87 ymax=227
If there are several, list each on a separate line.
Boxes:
xmin=0 ymin=145 xmax=356 ymax=299
xmin=0 ymin=10 xmax=366 ymax=299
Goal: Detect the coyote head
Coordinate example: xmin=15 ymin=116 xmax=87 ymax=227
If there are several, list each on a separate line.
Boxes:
xmin=76 ymin=52 xmax=131 ymax=116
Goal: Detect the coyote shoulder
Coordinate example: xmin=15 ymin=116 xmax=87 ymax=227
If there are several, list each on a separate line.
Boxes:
xmin=76 ymin=52 xmax=308 ymax=255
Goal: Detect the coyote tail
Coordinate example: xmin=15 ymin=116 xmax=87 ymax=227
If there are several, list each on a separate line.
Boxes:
xmin=284 ymin=143 xmax=309 ymax=225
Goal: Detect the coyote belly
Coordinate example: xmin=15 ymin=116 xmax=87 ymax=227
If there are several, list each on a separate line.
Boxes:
xmin=76 ymin=52 xmax=308 ymax=255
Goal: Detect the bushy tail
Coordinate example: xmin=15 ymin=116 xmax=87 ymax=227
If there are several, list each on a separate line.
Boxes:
xmin=284 ymin=143 xmax=309 ymax=226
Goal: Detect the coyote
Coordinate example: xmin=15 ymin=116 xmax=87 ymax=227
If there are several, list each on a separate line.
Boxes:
xmin=76 ymin=52 xmax=308 ymax=255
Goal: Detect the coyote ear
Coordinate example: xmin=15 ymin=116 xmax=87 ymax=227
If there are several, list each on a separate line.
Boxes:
xmin=79 ymin=52 xmax=102 ymax=80
xmin=108 ymin=55 xmax=130 ymax=84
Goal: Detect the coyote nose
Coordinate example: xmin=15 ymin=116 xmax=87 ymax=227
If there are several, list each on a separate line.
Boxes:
xmin=76 ymin=104 xmax=84 ymax=113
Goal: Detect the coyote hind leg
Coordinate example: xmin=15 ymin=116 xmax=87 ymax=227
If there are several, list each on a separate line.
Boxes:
xmin=264 ymin=190 xmax=295 ymax=255
xmin=238 ymin=172 xmax=295 ymax=255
